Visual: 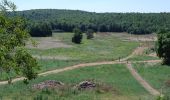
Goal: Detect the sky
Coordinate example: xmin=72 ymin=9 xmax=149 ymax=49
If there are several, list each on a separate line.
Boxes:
xmin=7 ymin=0 xmax=170 ymax=13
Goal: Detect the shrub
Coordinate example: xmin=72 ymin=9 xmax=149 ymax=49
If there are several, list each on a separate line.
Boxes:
xmin=86 ymin=29 xmax=94 ymax=39
xmin=72 ymin=28 xmax=83 ymax=44
xmin=156 ymin=29 xmax=170 ymax=64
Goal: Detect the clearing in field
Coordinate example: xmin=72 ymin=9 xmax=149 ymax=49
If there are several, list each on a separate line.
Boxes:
xmin=26 ymin=37 xmax=72 ymax=49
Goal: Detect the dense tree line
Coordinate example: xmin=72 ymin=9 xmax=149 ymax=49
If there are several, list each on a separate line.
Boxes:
xmin=28 ymin=23 xmax=52 ymax=37
xmin=9 ymin=9 xmax=170 ymax=36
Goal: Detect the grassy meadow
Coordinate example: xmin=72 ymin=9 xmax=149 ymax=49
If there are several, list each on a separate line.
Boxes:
xmin=0 ymin=32 xmax=139 ymax=81
xmin=0 ymin=64 xmax=155 ymax=100
xmin=134 ymin=63 xmax=170 ymax=97
xmin=28 ymin=33 xmax=139 ymax=62
xmin=0 ymin=32 xmax=170 ymax=100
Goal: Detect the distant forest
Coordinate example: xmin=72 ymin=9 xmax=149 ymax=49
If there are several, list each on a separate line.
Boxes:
xmin=9 ymin=9 xmax=170 ymax=36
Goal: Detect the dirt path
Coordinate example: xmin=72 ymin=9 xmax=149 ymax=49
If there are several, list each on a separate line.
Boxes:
xmin=0 ymin=46 xmax=161 ymax=96
xmin=126 ymin=63 xmax=160 ymax=96
xmin=116 ymin=45 xmax=148 ymax=62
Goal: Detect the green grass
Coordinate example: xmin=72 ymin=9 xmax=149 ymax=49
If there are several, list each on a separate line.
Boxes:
xmin=0 ymin=33 xmax=139 ymax=81
xmin=28 ymin=33 xmax=139 ymax=62
xmin=37 ymin=59 xmax=82 ymax=72
xmin=133 ymin=63 xmax=170 ymax=97
xmin=0 ymin=64 xmax=154 ymax=100
xmin=0 ymin=59 xmax=82 ymax=81
xmin=128 ymin=55 xmax=159 ymax=61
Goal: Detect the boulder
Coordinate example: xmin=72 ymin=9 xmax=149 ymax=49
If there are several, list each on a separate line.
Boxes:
xmin=77 ymin=81 xmax=96 ymax=89
xmin=32 ymin=80 xmax=64 ymax=90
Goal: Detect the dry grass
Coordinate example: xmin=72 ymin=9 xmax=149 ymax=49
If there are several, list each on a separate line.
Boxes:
xmin=26 ymin=37 xmax=72 ymax=49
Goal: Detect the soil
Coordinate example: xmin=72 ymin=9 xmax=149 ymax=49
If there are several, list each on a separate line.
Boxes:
xmin=111 ymin=32 xmax=157 ymax=42
xmin=33 ymin=55 xmax=72 ymax=60
xmin=26 ymin=37 xmax=72 ymax=49
xmin=148 ymin=53 xmax=157 ymax=57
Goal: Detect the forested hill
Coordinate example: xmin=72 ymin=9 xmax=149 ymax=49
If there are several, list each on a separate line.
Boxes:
xmin=10 ymin=9 xmax=170 ymax=34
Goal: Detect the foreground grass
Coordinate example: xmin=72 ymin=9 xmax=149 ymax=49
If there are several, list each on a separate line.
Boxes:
xmin=134 ymin=63 xmax=170 ymax=97
xmin=0 ymin=59 xmax=82 ymax=81
xmin=29 ymin=33 xmax=139 ymax=62
xmin=0 ymin=64 xmax=154 ymax=100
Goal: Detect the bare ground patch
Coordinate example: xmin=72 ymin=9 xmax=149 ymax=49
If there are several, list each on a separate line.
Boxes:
xmin=148 ymin=53 xmax=157 ymax=57
xmin=33 ymin=55 xmax=73 ymax=60
xmin=111 ymin=32 xmax=157 ymax=42
xmin=26 ymin=37 xmax=72 ymax=49
xmin=132 ymin=46 xmax=148 ymax=56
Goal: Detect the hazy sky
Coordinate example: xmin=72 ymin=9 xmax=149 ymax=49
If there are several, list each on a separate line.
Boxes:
xmin=8 ymin=0 xmax=170 ymax=13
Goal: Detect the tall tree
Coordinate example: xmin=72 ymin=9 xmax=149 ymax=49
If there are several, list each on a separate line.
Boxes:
xmin=0 ymin=0 xmax=39 ymax=84
xmin=156 ymin=29 xmax=170 ymax=64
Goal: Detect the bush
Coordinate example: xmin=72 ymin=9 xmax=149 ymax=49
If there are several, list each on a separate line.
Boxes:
xmin=72 ymin=28 xmax=83 ymax=44
xmin=86 ymin=29 xmax=94 ymax=39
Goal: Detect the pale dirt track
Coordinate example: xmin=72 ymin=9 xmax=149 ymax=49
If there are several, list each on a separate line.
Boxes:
xmin=126 ymin=63 xmax=160 ymax=96
xmin=0 ymin=46 xmax=161 ymax=96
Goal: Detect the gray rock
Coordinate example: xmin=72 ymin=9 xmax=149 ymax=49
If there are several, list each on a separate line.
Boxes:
xmin=77 ymin=81 xmax=96 ymax=89
xmin=32 ymin=80 xmax=64 ymax=90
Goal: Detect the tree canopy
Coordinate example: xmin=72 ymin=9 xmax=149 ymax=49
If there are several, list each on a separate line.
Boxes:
xmin=0 ymin=0 xmax=39 ymax=84
xmin=29 ymin=22 xmax=52 ymax=37
xmin=9 ymin=9 xmax=170 ymax=35
xmin=156 ymin=29 xmax=170 ymax=65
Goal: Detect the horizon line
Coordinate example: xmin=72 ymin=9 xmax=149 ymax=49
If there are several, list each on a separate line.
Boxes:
xmin=16 ymin=8 xmax=170 ymax=14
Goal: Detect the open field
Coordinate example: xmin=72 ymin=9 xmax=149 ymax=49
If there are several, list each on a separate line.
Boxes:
xmin=28 ymin=33 xmax=139 ymax=62
xmin=1 ymin=32 xmax=139 ymax=81
xmin=1 ymin=32 xmax=169 ymax=100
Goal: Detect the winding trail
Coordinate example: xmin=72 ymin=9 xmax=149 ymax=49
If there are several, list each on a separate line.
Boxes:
xmin=126 ymin=63 xmax=160 ymax=96
xmin=0 ymin=46 xmax=161 ymax=96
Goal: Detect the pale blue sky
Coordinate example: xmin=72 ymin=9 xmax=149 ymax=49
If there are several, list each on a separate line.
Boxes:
xmin=8 ymin=0 xmax=170 ymax=12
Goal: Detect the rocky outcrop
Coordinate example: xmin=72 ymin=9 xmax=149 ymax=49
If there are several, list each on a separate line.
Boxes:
xmin=32 ymin=80 xmax=64 ymax=90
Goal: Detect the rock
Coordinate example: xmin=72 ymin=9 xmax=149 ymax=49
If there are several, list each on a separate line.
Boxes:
xmin=32 ymin=80 xmax=64 ymax=90
xmin=77 ymin=81 xmax=96 ymax=89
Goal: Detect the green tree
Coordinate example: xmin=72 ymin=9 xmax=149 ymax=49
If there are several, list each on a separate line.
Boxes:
xmin=72 ymin=28 xmax=83 ymax=44
xmin=86 ymin=29 xmax=94 ymax=39
xmin=0 ymin=0 xmax=39 ymax=84
xmin=156 ymin=29 xmax=170 ymax=65
xmin=29 ymin=23 xmax=52 ymax=37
